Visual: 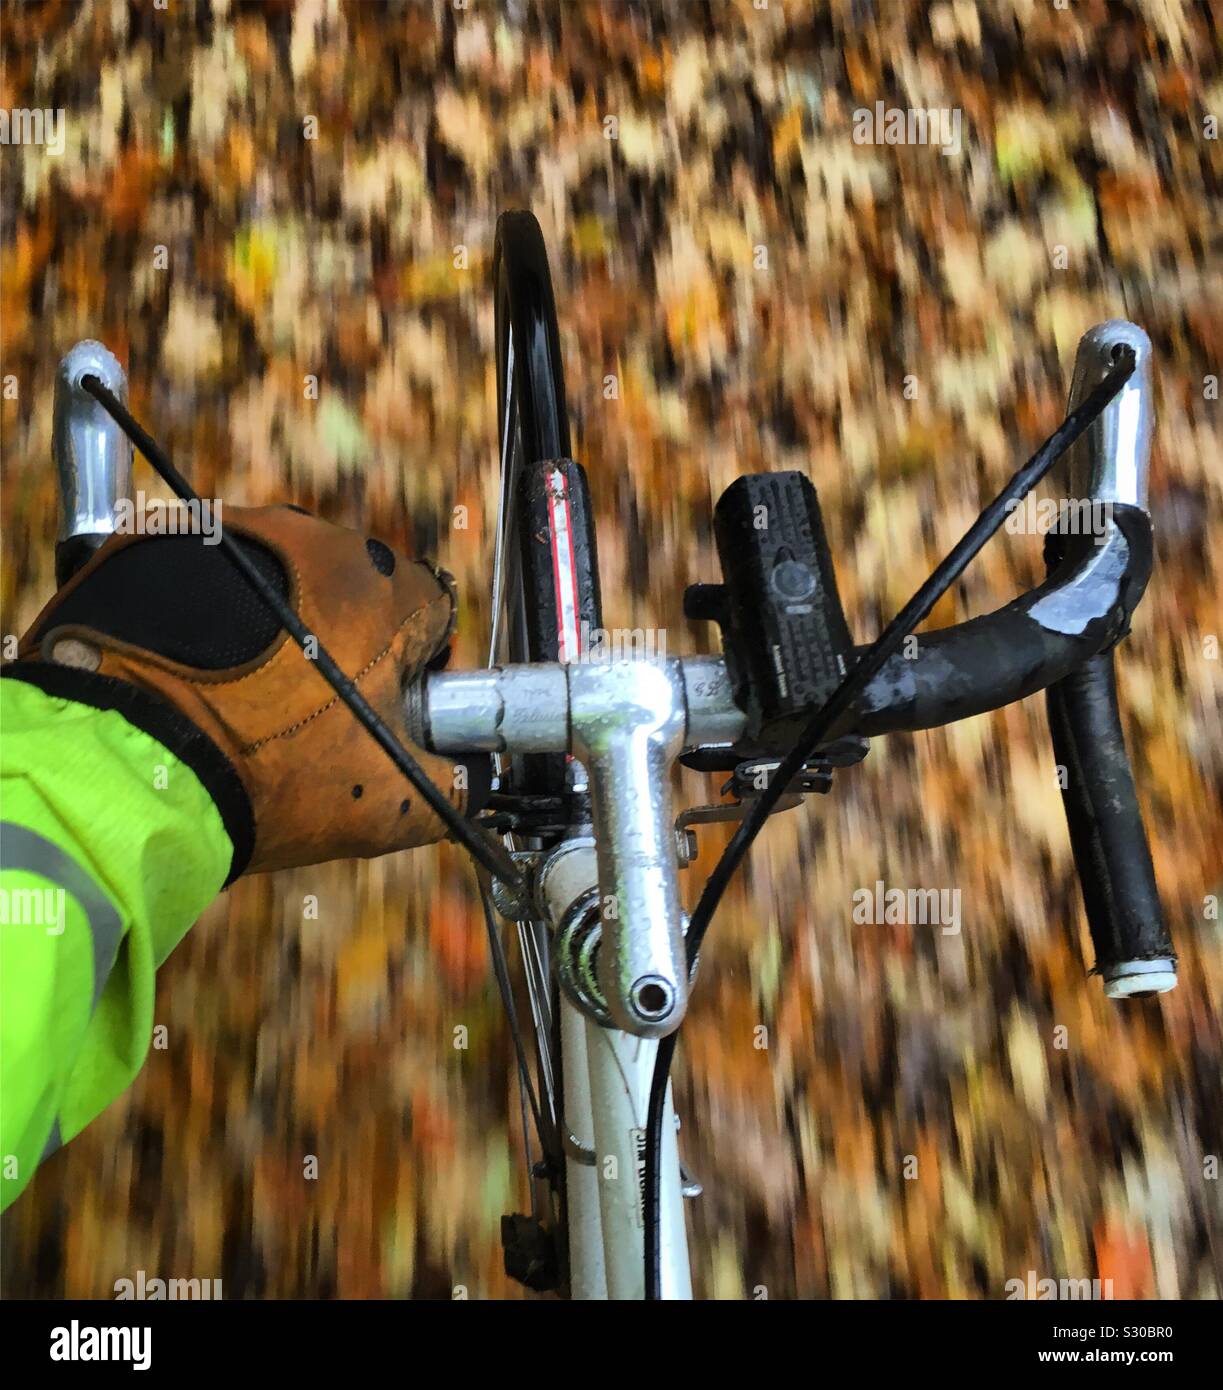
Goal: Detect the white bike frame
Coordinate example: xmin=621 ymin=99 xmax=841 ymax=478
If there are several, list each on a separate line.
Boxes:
xmin=408 ymin=654 xmax=751 ymax=1300
xmin=481 ymin=357 xmax=698 ymax=1298
xmin=561 ymin=995 xmax=691 ymax=1299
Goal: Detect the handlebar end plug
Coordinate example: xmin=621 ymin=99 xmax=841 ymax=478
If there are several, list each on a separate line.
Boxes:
xmin=1102 ymin=958 xmax=1177 ymax=999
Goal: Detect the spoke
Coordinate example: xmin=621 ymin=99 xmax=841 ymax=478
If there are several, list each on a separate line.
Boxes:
xmin=528 ymin=920 xmax=555 ymax=1038
xmin=518 ymin=919 xmax=558 ymax=1123
xmin=517 ymin=1074 xmax=537 ymax=1222
xmin=485 ymin=320 xmax=562 ymax=1174
xmin=477 ymin=877 xmax=551 ymax=1155
xmin=488 ymin=335 xmax=518 ymax=670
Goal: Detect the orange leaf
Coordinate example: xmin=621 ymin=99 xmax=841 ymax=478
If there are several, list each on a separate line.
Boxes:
xmin=1093 ymin=1219 xmax=1154 ymax=1299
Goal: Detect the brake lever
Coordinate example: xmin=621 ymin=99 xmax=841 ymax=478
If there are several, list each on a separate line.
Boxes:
xmin=51 ymin=341 xmax=132 ymax=583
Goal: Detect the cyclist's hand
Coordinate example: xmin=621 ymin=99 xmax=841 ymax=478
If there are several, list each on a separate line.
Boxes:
xmin=12 ymin=505 xmax=488 ymax=877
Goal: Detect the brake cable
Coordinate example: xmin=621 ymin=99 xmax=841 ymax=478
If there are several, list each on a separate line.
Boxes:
xmin=78 ymin=374 xmax=527 ymax=897
xmin=642 ymin=348 xmax=1138 ymax=1299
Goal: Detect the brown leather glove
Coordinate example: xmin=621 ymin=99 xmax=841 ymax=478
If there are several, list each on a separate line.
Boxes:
xmin=7 ymin=505 xmax=487 ymax=879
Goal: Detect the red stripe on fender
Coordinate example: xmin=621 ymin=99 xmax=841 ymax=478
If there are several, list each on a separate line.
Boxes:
xmin=546 ymin=465 xmax=582 ymax=663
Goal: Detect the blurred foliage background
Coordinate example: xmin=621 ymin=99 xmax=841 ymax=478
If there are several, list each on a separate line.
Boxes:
xmin=1 ymin=0 xmax=1220 ymax=1298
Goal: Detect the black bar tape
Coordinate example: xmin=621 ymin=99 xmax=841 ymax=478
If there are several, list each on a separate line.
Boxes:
xmin=1047 ymin=651 xmax=1175 ymax=979
xmin=850 ymin=507 xmax=1154 ymax=737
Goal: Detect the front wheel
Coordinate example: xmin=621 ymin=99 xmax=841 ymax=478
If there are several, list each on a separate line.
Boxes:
xmin=489 ymin=211 xmax=603 ymax=1297
xmin=487 ymin=212 xmax=693 ymax=1301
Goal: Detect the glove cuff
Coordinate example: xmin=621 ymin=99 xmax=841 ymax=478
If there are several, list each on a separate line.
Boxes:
xmin=1 ymin=663 xmax=255 ymax=885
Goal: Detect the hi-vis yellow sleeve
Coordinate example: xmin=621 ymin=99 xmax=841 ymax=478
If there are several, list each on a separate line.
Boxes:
xmin=1 ymin=677 xmax=231 ymax=1210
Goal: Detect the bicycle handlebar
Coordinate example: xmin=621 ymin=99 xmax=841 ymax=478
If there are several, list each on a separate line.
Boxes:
xmin=1048 ymin=653 xmax=1175 ymax=996
xmin=409 ymin=319 xmax=1175 ymax=1031
xmin=852 ymin=321 xmax=1157 ymax=738
xmin=46 ymin=320 xmax=1175 ymax=1041
xmin=847 ymin=504 xmax=1152 ymax=736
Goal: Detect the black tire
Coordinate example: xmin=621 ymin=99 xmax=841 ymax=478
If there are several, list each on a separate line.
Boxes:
xmin=492 ymin=210 xmax=602 ymax=801
xmin=494 ymin=209 xmax=572 ymax=464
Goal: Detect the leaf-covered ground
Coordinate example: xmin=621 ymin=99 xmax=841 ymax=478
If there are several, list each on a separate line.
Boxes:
xmin=1 ymin=0 xmax=1220 ymax=1299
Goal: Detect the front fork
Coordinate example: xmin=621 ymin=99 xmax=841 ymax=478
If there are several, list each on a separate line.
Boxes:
xmin=561 ymin=1001 xmax=693 ymax=1300
xmin=539 ymin=841 xmax=692 ymax=1300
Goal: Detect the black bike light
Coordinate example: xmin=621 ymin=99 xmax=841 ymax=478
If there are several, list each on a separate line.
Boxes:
xmin=691 ymin=471 xmax=857 ymax=751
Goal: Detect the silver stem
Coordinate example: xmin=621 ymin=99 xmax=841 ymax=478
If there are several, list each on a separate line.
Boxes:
xmin=568 ymin=660 xmax=689 ymax=1038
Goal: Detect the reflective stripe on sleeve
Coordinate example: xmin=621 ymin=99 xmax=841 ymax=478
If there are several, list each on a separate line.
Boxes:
xmin=1 ymin=822 xmax=125 ymax=1011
